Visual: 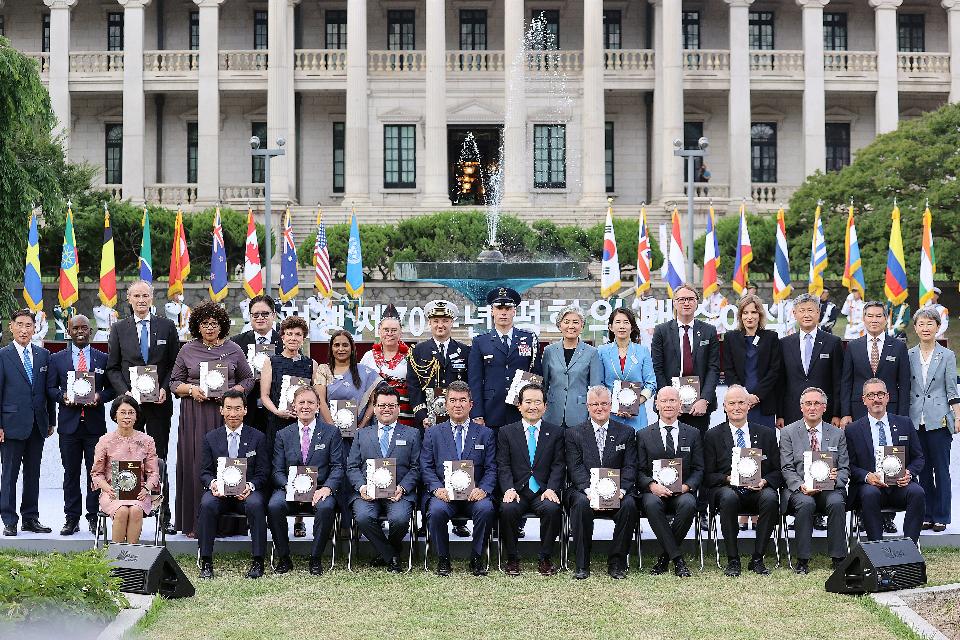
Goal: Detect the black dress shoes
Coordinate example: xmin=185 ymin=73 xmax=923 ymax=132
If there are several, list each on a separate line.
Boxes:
xmin=163 ymin=522 xmax=177 ymax=536
xmin=748 ymin=555 xmax=771 ymax=575
xmin=60 ymin=518 xmax=80 ymax=536
xmin=470 ymin=554 xmax=488 ymax=576
xmin=198 ymin=558 xmax=214 ymax=580
xmin=724 ymin=557 xmax=742 ymax=577
xmin=607 ymin=564 xmax=627 ymax=579
xmin=537 ymin=558 xmax=558 ymax=576
xmin=436 ymin=556 xmax=452 ymax=576
xmin=452 ymin=524 xmax=471 ymax=538
xmin=21 ymin=519 xmax=52 ymax=534
xmin=2 ymin=525 xmax=16 ymax=537
xmin=794 ymin=559 xmax=810 ymax=575
xmin=813 ymin=515 xmax=828 ymax=531
xmin=294 ymin=520 xmax=307 ymax=538
xmin=650 ymin=554 xmax=670 ymax=575
xmin=246 ymin=558 xmax=265 ymax=579
xmin=573 ymin=567 xmax=590 ymax=580
xmin=387 ymin=557 xmax=403 ymax=574
xmin=274 ymin=555 xmax=294 ymax=574
xmin=503 ymin=559 xmax=521 ymax=576
xmin=882 ymin=514 xmax=898 ymax=534
xmin=87 ymin=517 xmax=99 ymax=535
xmin=309 ymin=556 xmax=324 ymax=576
xmin=673 ymin=557 xmax=692 ymax=578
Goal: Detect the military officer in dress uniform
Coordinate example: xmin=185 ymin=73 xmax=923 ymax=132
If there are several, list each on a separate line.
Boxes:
xmin=406 ymin=300 xmax=471 ymax=429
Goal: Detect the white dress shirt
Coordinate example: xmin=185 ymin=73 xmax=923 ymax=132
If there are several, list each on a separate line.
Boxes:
xmin=13 ymin=341 xmax=32 ymax=371
xmin=729 ymin=422 xmax=751 ymax=446
xmin=658 ymin=421 xmax=679 ymax=452
xmin=223 ymin=425 xmax=255 ymax=491
xmin=867 ymin=413 xmax=893 ymax=450
xmin=522 ymin=420 xmax=542 ymax=447
xmin=71 ymin=344 xmax=92 ymax=371
xmin=377 ymin=421 xmax=398 ymax=445
xmin=496 ymin=329 xmax=514 ymax=348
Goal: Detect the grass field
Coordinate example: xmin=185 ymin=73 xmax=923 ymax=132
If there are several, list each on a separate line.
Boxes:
xmin=128 ymin=548 xmax=960 ymax=640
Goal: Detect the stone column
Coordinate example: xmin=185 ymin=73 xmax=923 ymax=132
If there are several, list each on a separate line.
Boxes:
xmin=267 ymin=0 xmax=298 ymax=203
xmin=343 ymin=0 xmax=370 ymax=205
xmin=943 ymin=0 xmax=960 ymax=102
xmin=193 ymin=0 xmax=224 ymax=204
xmin=580 ymin=0 xmax=607 ymax=207
xmin=650 ymin=0 xmax=663 ymax=201
xmin=798 ymin=0 xmax=828 ymax=177
xmin=118 ymin=0 xmax=151 ymax=204
xmin=43 ymin=0 xmax=76 ymax=155
xmin=501 ymin=0 xmax=528 ymax=207
xmin=727 ymin=0 xmax=754 ymax=202
xmin=653 ymin=0 xmax=684 ymax=201
xmin=421 ymin=0 xmax=450 ymax=207
xmin=871 ymin=0 xmax=902 ymax=134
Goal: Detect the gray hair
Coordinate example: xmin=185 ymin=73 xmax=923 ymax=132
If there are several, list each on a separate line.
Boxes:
xmin=126 ymin=279 xmax=154 ymax=295
xmin=587 ymin=385 xmax=612 ymax=401
xmin=863 ymin=300 xmax=887 ymax=316
xmin=725 ymin=384 xmax=749 ymax=398
xmin=793 ymin=293 xmax=819 ymax=308
xmin=447 ymin=380 xmax=471 ymax=398
xmin=800 ymin=386 xmax=828 ymax=403
xmin=555 ymin=304 xmax=585 ymax=329
xmin=862 ymin=377 xmax=887 ymax=394
xmin=913 ymin=307 xmax=942 ymax=327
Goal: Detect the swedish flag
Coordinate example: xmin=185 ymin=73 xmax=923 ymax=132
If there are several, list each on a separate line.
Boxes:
xmin=23 ymin=211 xmax=43 ymax=311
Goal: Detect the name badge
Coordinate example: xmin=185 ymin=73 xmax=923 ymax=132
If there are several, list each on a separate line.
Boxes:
xmin=158 ymin=339 xmax=167 ymax=345
xmin=452 ymin=363 xmax=466 ymax=370
xmin=699 ymin=339 xmax=710 ymax=346
xmin=752 ymin=336 xmax=760 ymax=346
xmin=315 ymin=443 xmax=326 ymax=450
xmin=886 ymin=355 xmax=896 ymax=362
xmin=680 ymin=446 xmax=691 ymax=452
xmin=245 ymin=450 xmax=257 ymax=458
xmin=616 ymin=443 xmax=626 ymax=451
xmin=819 ymin=353 xmax=830 ymax=359
xmin=474 ymin=444 xmax=485 ymax=450
xmin=518 ymin=345 xmax=532 ymax=357
xmin=483 ymin=354 xmax=494 ymax=361
xmin=899 ymin=436 xmax=909 ymax=441
xmin=761 ymin=455 xmax=768 ymax=460
xmin=828 ymin=446 xmax=838 ymax=452
xmin=631 ymin=355 xmax=639 ymax=364
xmin=95 ymin=368 xmax=104 ymax=374
xmin=396 ymin=439 xmax=407 ymax=446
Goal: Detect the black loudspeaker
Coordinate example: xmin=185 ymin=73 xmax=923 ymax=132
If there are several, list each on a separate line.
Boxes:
xmin=825 ymin=538 xmax=926 ymax=594
xmin=105 ymin=543 xmax=195 ymax=599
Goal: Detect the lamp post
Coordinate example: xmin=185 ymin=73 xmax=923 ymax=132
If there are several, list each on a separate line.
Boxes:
xmin=673 ymin=136 xmax=709 ymax=281
xmin=250 ymin=135 xmax=286 ymax=296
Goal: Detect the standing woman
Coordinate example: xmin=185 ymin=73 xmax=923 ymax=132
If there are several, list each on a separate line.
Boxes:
xmin=722 ymin=293 xmax=782 ymax=429
xmin=598 ymin=307 xmax=657 ymax=430
xmin=908 ymin=308 xmax=960 ymax=532
xmin=170 ymin=301 xmax=254 ymax=537
xmin=541 ymin=305 xmax=603 ymax=428
xmin=359 ymin=307 xmax=414 ymax=426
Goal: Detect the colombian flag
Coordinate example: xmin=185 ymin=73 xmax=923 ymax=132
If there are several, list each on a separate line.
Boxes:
xmin=884 ymin=202 xmax=908 ymax=305
xmin=58 ymin=202 xmax=80 ymax=308
xmin=98 ymin=204 xmax=117 ymax=307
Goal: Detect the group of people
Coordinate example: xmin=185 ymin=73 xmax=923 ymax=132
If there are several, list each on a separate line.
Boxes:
xmin=0 ymin=278 xmax=956 ymax=582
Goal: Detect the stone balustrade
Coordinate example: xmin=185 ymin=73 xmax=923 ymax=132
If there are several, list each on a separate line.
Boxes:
xmin=898 ymin=52 xmax=951 ymax=76
xmin=368 ymin=50 xmax=426 ymax=73
xmin=750 ymin=50 xmax=804 ymax=74
xmin=143 ymin=50 xmax=199 ymax=73
xmin=445 ymin=50 xmax=505 ymax=72
xmin=683 ymin=49 xmax=730 ymax=73
xmin=219 ymin=50 xmax=268 ymax=72
xmin=219 ymin=184 xmax=265 ymax=202
xmin=604 ymin=49 xmax=655 ymax=73
xmin=824 ymin=51 xmax=878 ymax=74
xmin=294 ymin=49 xmax=347 ymax=73
xmin=69 ymin=51 xmax=124 ymax=73
xmin=145 ymin=184 xmax=199 ymax=205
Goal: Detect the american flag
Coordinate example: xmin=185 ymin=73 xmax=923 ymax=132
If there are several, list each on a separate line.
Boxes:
xmin=314 ymin=208 xmax=332 ymax=298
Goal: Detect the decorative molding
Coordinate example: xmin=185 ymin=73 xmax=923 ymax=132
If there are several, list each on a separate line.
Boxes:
xmin=447 ymin=99 xmax=503 ymax=124
xmin=795 ymin=0 xmax=830 ymax=8
xmin=42 ymin=0 xmax=78 ymax=9
xmin=868 ymin=0 xmax=903 ymax=9
xmin=751 ymin=103 xmax=786 ymax=124
xmin=377 ymin=105 xmax=424 ymax=125
xmin=825 ymin=105 xmax=859 ymax=126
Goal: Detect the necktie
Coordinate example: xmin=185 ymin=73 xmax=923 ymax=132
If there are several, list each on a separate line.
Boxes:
xmin=681 ymin=325 xmax=694 ymax=376
xmin=501 ymin=334 xmax=510 ymax=350
xmin=257 ymin=335 xmax=267 ymax=345
xmin=664 ymin=425 xmax=676 ymax=458
xmin=527 ymin=425 xmax=540 ymax=493
xmin=809 ymin=428 xmax=819 ymax=452
xmin=736 ymin=428 xmax=746 ymax=448
xmin=877 ymin=420 xmax=887 ymax=447
xmin=870 ymin=337 xmax=880 ymax=374
xmin=139 ymin=320 xmax=150 ymax=363
xmin=23 ymin=347 xmax=33 ymax=384
xmin=454 ymin=425 xmax=464 ymax=459
xmin=77 ymin=349 xmax=88 ymax=418
xmin=596 ymin=426 xmax=606 ymax=461
xmin=803 ymin=333 xmax=813 ymax=375
xmin=301 ymin=425 xmax=311 ymax=463
xmin=380 ymin=424 xmax=392 ymax=458
xmin=438 ymin=342 xmax=446 ymax=362
xmin=228 ymin=431 xmax=239 ymax=458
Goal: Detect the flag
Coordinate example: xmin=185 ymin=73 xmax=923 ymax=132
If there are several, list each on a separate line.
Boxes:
xmin=345 ymin=210 xmax=365 ymax=299
xmin=666 ymin=207 xmax=686 ymax=298
xmin=842 ymin=204 xmax=866 ymax=297
xmin=242 ymin=207 xmax=263 ymax=298
xmin=885 ymin=201 xmax=908 ymax=305
xmin=209 ymin=207 xmax=228 ymax=302
xmin=731 ymin=203 xmax=753 ymax=295
xmin=22 ymin=211 xmax=43 ymax=312
xmin=919 ymin=203 xmax=936 ymax=307
xmin=773 ymin=207 xmax=792 ymax=303
xmin=314 ymin=208 xmax=332 ymax=298
xmin=98 ymin=204 xmax=117 ymax=307
xmin=807 ymin=203 xmax=828 ymax=296
xmin=58 ymin=201 xmax=80 ymax=309
xmin=635 ymin=206 xmax=651 ymax=295
xmin=139 ymin=206 xmax=153 ymax=283
xmin=702 ymin=205 xmax=719 ymax=297
xmin=279 ymin=207 xmax=300 ymax=302
xmin=168 ymin=208 xmax=190 ymax=299
xmin=600 ymin=203 xmax=621 ymax=298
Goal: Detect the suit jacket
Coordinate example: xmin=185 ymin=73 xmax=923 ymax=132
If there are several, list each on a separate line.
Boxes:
xmin=199 ymin=424 xmax=269 ymax=493
xmin=468 ymin=328 xmax=542 ymax=427
xmin=598 ymin=341 xmax=657 ymax=430
xmin=47 ymin=346 xmax=116 ymax=436
xmin=541 ymin=340 xmax=602 ymax=427
xmin=779 ymin=419 xmax=850 ymax=498
xmin=635 ymin=421 xmax=704 ymax=494
xmin=0 ymin=343 xmax=55 ymax=439
xmin=819 ymin=301 xmax=840 ymax=332
xmin=564 ymin=418 xmax=637 ymax=495
xmin=908 ymin=343 xmax=960 ymax=430
xmin=840 ymin=333 xmax=911 ymax=419
xmin=496 ymin=419 xmax=565 ymax=495
xmin=651 ymin=319 xmax=720 ymax=411
xmin=230 ymin=329 xmax=282 ymax=429
xmin=722 ymin=329 xmax=782 ymax=416
xmin=420 ymin=420 xmax=497 ymax=495
xmin=845 ymin=414 xmax=924 ymax=498
xmin=777 ymin=330 xmax=843 ymax=424
xmin=346 ymin=423 xmax=421 ymax=503
xmin=105 ymin=314 xmax=181 ymax=413
xmin=703 ymin=421 xmax=783 ymax=491
xmin=405 ymin=337 xmax=470 ymax=424
xmin=271 ymin=418 xmax=344 ymax=492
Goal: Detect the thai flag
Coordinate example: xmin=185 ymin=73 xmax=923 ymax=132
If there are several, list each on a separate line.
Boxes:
xmin=773 ymin=207 xmax=792 ymax=303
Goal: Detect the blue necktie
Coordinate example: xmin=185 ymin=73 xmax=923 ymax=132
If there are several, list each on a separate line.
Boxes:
xmin=527 ymin=425 xmax=540 ymax=493
xmin=877 ymin=421 xmax=888 ymax=446
xmin=455 ymin=425 xmax=464 ymax=459
xmin=803 ymin=333 xmax=813 ymax=374
xmin=736 ymin=428 xmax=747 ymax=448
xmin=380 ymin=424 xmax=392 ymax=458
xmin=228 ymin=432 xmax=239 ymax=458
xmin=139 ymin=320 xmax=150 ymax=363
xmin=23 ymin=347 xmax=33 ymax=385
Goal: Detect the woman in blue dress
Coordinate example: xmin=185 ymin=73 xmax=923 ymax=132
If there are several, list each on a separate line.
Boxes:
xmin=598 ymin=307 xmax=657 ymax=430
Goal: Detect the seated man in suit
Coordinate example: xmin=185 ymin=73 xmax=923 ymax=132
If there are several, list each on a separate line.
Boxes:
xmin=346 ymin=386 xmax=421 ymax=573
xmin=421 ymin=381 xmax=497 ymax=576
xmin=197 ymin=391 xmax=269 ymax=580
xmin=704 ymin=385 xmax=783 ymax=577
xmin=565 ymin=386 xmax=638 ymax=580
xmin=268 ymin=385 xmax=344 ymax=575
xmin=846 ymin=378 xmax=926 ymax=544
xmin=635 ymin=386 xmax=703 ymax=578
xmin=497 ymin=382 xmax=564 ymax=577
xmin=779 ymin=387 xmax=850 ymax=574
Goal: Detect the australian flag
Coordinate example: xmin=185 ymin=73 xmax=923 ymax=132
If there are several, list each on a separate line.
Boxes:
xmin=279 ymin=208 xmax=300 ymax=302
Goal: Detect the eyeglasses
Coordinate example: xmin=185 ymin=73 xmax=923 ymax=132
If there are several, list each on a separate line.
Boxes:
xmin=375 ymin=403 xmax=399 ymax=409
xmin=251 ymin=312 xmax=272 ymax=319
xmin=675 ymin=297 xmax=697 ymax=304
xmin=864 ymin=391 xmax=888 ymax=400
xmin=587 ymin=401 xmax=612 ymax=408
xmin=199 ymin=320 xmax=220 ymax=328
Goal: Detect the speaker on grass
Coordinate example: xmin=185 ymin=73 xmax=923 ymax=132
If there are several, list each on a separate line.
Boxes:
xmin=105 ymin=543 xmax=195 ymax=599
xmin=825 ymin=538 xmax=926 ymax=595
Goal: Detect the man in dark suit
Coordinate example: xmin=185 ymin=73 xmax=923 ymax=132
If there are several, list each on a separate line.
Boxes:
xmin=651 ymin=282 xmax=720 ymax=435
xmin=268 ymin=385 xmax=343 ymax=575
xmin=846 ymin=378 xmax=926 ymax=543
xmin=48 ymin=315 xmax=115 ymax=535
xmin=704 ymin=385 xmax=783 ymax=577
xmin=818 ymin=289 xmax=840 ymax=334
xmin=840 ymin=301 xmax=911 ymax=425
xmin=105 ymin=280 xmax=180 ymax=533
xmin=346 ymin=386 xmax=421 ymax=573
xmin=197 ymin=391 xmax=269 ymax=580
xmin=406 ymin=300 xmax=470 ymax=429
xmin=636 ymin=386 xmax=703 ymax=578
xmin=230 ymin=294 xmax=281 ymax=436
xmin=497 ymin=383 xmax=564 ymax=576
xmin=777 ymin=293 xmax=844 ymax=427
xmin=421 ymin=381 xmax=497 ymax=576
xmin=0 ymin=309 xmax=56 ymax=536
xmin=565 ymin=385 xmax=638 ymax=580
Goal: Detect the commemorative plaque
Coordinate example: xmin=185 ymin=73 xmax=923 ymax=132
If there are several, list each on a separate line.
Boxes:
xmin=505 ymin=371 xmax=544 ymax=406
xmin=216 ymin=457 xmax=248 ymax=496
xmin=653 ymin=458 xmax=683 ymax=493
xmin=278 ymin=375 xmax=311 ymax=412
xmin=246 ymin=343 xmax=274 ymax=380
xmin=803 ymin=451 xmax=836 ymax=491
xmin=876 ymin=446 xmax=907 ymax=484
xmin=612 ymin=380 xmax=645 ymax=416
xmin=443 ymin=460 xmax=475 ymax=500
xmin=671 ymin=376 xmax=701 ymax=413
xmin=366 ymin=458 xmax=398 ymax=498
xmin=286 ymin=465 xmax=318 ymax=502
xmin=730 ymin=447 xmax=763 ymax=488
xmin=199 ymin=361 xmax=228 ymax=399
xmin=67 ymin=370 xmax=97 ymax=405
xmin=129 ymin=366 xmax=160 ymax=403
xmin=425 ymin=387 xmax=448 ymax=426
xmin=589 ymin=467 xmax=621 ymax=510
xmin=111 ymin=460 xmax=143 ymax=502
xmin=330 ymin=399 xmax=359 ymax=438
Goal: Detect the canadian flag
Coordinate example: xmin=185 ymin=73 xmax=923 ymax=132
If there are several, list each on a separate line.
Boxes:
xmin=243 ymin=208 xmax=264 ymax=297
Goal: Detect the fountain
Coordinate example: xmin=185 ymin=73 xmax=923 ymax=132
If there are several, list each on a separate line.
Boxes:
xmin=394 ymin=14 xmax=588 ymax=305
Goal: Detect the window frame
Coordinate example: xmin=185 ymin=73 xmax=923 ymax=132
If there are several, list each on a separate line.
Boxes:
xmin=825 ymin=122 xmax=851 ymax=173
xmin=42 ymin=14 xmax=50 ymax=53
xmin=823 ymin=12 xmax=847 ymax=52
xmin=104 ymin=123 xmax=123 ymax=185
xmin=251 ymin=121 xmax=267 ymax=183
xmin=383 ymin=124 xmax=417 ymax=189
xmin=189 ymin=11 xmax=199 ymax=51
xmin=107 ymin=12 xmax=124 ymax=52
xmin=898 ymin=13 xmax=925 ymax=53
xmin=683 ymin=121 xmax=705 ymax=182
xmin=333 ymin=121 xmax=345 ymax=193
xmin=459 ymin=9 xmax=487 ymax=51
xmin=187 ymin=122 xmax=199 ymax=184
xmin=532 ymin=9 xmax=560 ymax=49
xmin=253 ymin=10 xmax=268 ymax=50
xmin=604 ymin=10 xmax=622 ymax=50
xmin=682 ymin=10 xmax=700 ymax=50
xmin=533 ymin=123 xmax=567 ymax=189
xmin=605 ymin=121 xmax=614 ymax=193
xmin=387 ymin=9 xmax=416 ymax=51
xmin=325 ymin=9 xmax=347 ymax=50
xmin=748 ymin=10 xmax=775 ymax=51
xmin=750 ymin=122 xmax=778 ymax=184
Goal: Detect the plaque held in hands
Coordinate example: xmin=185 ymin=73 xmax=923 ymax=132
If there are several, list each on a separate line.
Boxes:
xmin=653 ymin=458 xmax=683 ymax=493
xmin=671 ymin=376 xmax=701 ymax=414
xmin=443 ymin=460 xmax=475 ymax=500
xmin=505 ymin=371 xmax=544 ymax=407
xmin=330 ymin=399 xmax=359 ymax=439
xmin=286 ymin=465 xmax=318 ymax=502
xmin=217 ymin=457 xmax=248 ymax=496
xmin=611 ymin=380 xmax=645 ymax=416
xmin=129 ymin=366 xmax=160 ymax=403
xmin=876 ymin=446 xmax=907 ymax=484
xmin=67 ymin=370 xmax=97 ymax=405
xmin=803 ymin=451 xmax=836 ymax=491
xmin=730 ymin=447 xmax=763 ymax=488
xmin=589 ymin=467 xmax=621 ymax=509
xmin=111 ymin=460 xmax=143 ymax=502
xmin=366 ymin=458 xmax=398 ymax=498
xmin=200 ymin=361 xmax=228 ymax=399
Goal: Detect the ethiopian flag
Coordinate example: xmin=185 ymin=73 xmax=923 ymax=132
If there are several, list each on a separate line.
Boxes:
xmin=58 ymin=202 xmax=80 ymax=308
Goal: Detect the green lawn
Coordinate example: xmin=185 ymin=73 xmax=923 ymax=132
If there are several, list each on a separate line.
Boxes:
xmin=129 ymin=548 xmax=960 ymax=640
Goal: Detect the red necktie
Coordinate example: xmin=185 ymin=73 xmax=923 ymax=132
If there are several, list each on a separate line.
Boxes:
xmin=77 ymin=349 xmax=88 ymax=418
xmin=681 ymin=325 xmax=694 ymax=376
